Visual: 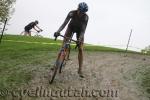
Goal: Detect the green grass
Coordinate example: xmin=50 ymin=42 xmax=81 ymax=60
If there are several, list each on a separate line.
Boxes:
xmin=0 ymin=35 xmax=60 ymax=91
xmin=0 ymin=34 xmax=146 ymax=99
xmin=2 ymin=34 xmax=129 ymax=52
xmin=2 ymin=34 xmax=62 ymax=43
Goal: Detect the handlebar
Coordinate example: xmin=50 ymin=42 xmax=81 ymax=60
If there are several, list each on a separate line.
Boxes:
xmin=54 ymin=34 xmax=77 ymax=43
xmin=37 ymin=29 xmax=43 ymax=33
xmin=54 ymin=34 xmax=79 ymax=49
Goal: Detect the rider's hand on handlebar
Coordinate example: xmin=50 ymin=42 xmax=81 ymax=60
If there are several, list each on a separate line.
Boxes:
xmin=75 ymin=40 xmax=82 ymax=49
xmin=54 ymin=32 xmax=60 ymax=37
xmin=76 ymin=39 xmax=82 ymax=46
xmin=37 ymin=30 xmax=40 ymax=33
xmin=78 ymin=37 xmax=83 ymax=44
xmin=76 ymin=40 xmax=81 ymax=45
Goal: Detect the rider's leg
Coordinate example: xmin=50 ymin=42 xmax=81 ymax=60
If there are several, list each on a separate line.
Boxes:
xmin=63 ymin=27 xmax=73 ymax=60
xmin=24 ymin=28 xmax=30 ymax=36
xmin=78 ymin=42 xmax=84 ymax=77
xmin=28 ymin=31 xmax=31 ymax=36
xmin=24 ymin=31 xmax=28 ymax=36
xmin=20 ymin=31 xmax=24 ymax=35
xmin=63 ymin=27 xmax=73 ymax=45
xmin=76 ymin=33 xmax=84 ymax=77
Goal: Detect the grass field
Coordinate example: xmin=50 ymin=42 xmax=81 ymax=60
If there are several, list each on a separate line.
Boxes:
xmin=0 ymin=35 xmax=58 ymax=89
xmin=0 ymin=34 xmax=149 ymax=99
xmin=0 ymin=35 xmax=124 ymax=89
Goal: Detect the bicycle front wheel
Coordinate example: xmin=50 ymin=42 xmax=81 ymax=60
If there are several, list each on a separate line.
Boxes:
xmin=49 ymin=60 xmax=61 ymax=84
xmin=59 ymin=46 xmax=70 ymax=73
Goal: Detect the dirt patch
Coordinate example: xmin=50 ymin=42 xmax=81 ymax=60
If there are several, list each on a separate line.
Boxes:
xmin=11 ymin=52 xmax=150 ymax=100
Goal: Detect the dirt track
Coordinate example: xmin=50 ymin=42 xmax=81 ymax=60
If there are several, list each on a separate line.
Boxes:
xmin=15 ymin=52 xmax=150 ymax=100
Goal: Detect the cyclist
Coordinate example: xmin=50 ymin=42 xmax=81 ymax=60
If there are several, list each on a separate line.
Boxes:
xmin=54 ymin=2 xmax=89 ymax=78
xmin=22 ymin=20 xmax=43 ymax=36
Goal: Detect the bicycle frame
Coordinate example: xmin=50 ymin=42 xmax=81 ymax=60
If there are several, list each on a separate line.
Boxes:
xmin=56 ymin=34 xmax=76 ymax=71
xmin=20 ymin=30 xmax=43 ymax=37
xmin=49 ymin=34 xmax=77 ymax=84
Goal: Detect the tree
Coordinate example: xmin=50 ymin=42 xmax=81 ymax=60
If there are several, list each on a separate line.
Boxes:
xmin=0 ymin=0 xmax=16 ymax=23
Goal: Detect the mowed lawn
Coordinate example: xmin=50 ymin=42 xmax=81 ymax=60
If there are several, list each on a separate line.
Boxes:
xmin=0 ymin=35 xmax=60 ymax=90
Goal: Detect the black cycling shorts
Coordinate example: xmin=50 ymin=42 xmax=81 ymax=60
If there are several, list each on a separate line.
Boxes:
xmin=24 ymin=27 xmax=30 ymax=33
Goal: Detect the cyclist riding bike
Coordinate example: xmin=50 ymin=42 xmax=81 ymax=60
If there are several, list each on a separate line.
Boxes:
xmin=23 ymin=20 xmax=43 ymax=36
xmin=54 ymin=2 xmax=89 ymax=78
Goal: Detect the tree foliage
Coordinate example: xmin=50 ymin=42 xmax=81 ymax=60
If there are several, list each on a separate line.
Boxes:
xmin=0 ymin=0 xmax=16 ymax=22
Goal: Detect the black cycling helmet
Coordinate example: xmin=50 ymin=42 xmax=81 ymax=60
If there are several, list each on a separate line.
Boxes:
xmin=78 ymin=2 xmax=88 ymax=13
xmin=35 ymin=20 xmax=39 ymax=24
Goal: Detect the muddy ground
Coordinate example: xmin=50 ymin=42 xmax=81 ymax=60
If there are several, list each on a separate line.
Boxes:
xmin=11 ymin=52 xmax=150 ymax=100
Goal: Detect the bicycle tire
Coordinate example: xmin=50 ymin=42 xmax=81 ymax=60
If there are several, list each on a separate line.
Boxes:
xmin=59 ymin=45 xmax=70 ymax=73
xmin=20 ymin=31 xmax=25 ymax=35
xmin=66 ymin=45 xmax=71 ymax=60
xmin=49 ymin=60 xmax=60 ymax=84
xmin=49 ymin=49 xmax=66 ymax=83
xmin=58 ymin=51 xmax=66 ymax=73
xmin=59 ymin=58 xmax=65 ymax=73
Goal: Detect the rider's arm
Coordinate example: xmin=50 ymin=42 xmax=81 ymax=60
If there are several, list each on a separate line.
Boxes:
xmin=57 ymin=11 xmax=73 ymax=33
xmin=33 ymin=27 xmax=39 ymax=32
xmin=33 ymin=26 xmax=41 ymax=32
xmin=79 ymin=15 xmax=89 ymax=40
xmin=33 ymin=25 xmax=42 ymax=32
xmin=35 ymin=25 xmax=42 ymax=31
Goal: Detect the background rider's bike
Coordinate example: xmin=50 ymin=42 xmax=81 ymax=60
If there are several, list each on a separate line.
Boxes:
xmin=20 ymin=30 xmax=43 ymax=37
xmin=34 ymin=30 xmax=43 ymax=37
xmin=49 ymin=34 xmax=78 ymax=84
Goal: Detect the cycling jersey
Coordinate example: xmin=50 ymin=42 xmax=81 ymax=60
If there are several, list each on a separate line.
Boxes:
xmin=57 ymin=10 xmax=89 ymax=38
xmin=24 ymin=22 xmax=37 ymax=32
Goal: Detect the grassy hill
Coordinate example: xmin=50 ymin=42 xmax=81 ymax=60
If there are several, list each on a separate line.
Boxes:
xmin=2 ymin=34 xmax=129 ymax=52
xmin=0 ymin=35 xmax=124 ymax=88
xmin=0 ymin=35 xmax=149 ymax=99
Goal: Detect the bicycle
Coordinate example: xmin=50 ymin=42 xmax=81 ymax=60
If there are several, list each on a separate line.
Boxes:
xmin=20 ymin=30 xmax=43 ymax=37
xmin=49 ymin=34 xmax=78 ymax=84
xmin=34 ymin=30 xmax=43 ymax=37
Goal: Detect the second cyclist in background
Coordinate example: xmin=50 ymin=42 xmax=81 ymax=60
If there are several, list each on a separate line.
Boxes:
xmin=22 ymin=20 xmax=43 ymax=36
